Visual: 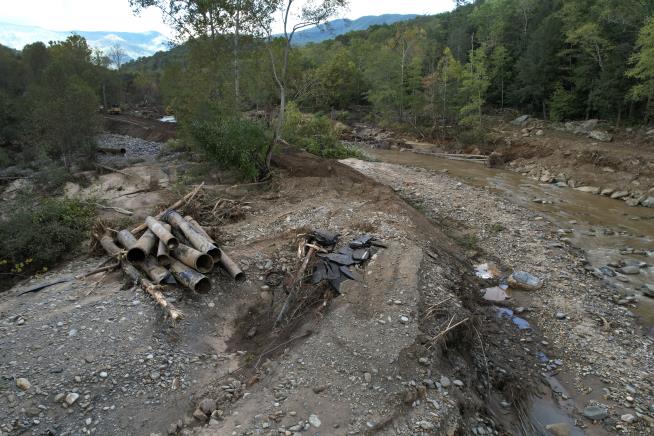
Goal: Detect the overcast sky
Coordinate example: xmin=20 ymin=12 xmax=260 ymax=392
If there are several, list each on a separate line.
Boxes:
xmin=0 ymin=0 xmax=456 ymax=35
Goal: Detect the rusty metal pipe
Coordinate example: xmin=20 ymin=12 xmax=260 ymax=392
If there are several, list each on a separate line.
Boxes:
xmin=156 ymin=224 xmax=172 ymax=266
xmin=164 ymin=210 xmax=220 ymax=259
xmin=141 ymin=256 xmax=173 ymax=284
xmin=116 ymin=229 xmax=146 ymax=263
xmin=184 ymin=215 xmax=243 ymax=281
xmin=172 ymin=243 xmax=214 ymax=274
xmin=100 ymin=234 xmax=122 ymax=257
xmin=145 ymin=216 xmax=178 ymax=250
xmin=134 ymin=229 xmax=157 ymax=255
xmin=170 ymin=259 xmax=211 ymax=293
xmin=219 ymin=249 xmax=245 ymax=281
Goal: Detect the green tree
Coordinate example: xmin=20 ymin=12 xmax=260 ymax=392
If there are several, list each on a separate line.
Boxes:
xmin=627 ymin=16 xmax=654 ymax=122
xmin=460 ymin=44 xmax=490 ymax=129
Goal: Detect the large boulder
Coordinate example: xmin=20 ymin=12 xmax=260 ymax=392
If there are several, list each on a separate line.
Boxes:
xmin=575 ymin=186 xmax=601 ymax=195
xmin=641 ymin=197 xmax=654 ymax=208
xmin=512 ymin=115 xmax=530 ymax=126
xmin=574 ymin=119 xmax=598 ymax=134
xmin=588 ymin=130 xmax=613 ymax=142
xmin=508 ymin=271 xmax=543 ymax=291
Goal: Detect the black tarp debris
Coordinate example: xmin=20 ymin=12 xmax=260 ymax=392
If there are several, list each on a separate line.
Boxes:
xmin=310 ymin=232 xmax=383 ymax=293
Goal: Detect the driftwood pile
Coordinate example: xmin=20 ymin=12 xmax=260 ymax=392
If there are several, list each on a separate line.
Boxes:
xmin=275 ymin=230 xmax=384 ymax=327
xmin=97 ymin=185 xmax=243 ymax=321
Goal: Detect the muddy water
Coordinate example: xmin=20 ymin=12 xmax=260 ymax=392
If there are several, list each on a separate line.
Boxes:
xmin=366 ymin=147 xmax=654 ymax=331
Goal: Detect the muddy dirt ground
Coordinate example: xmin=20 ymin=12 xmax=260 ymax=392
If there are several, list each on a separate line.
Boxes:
xmin=1 ymin=128 xmax=653 ymax=436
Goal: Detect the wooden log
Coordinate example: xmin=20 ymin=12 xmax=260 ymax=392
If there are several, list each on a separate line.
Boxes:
xmin=130 ymin=183 xmax=204 ymax=235
xmin=275 ymin=245 xmax=317 ymax=327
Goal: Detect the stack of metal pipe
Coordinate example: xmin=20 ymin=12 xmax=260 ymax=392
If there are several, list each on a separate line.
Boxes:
xmin=106 ymin=210 xmax=243 ymax=293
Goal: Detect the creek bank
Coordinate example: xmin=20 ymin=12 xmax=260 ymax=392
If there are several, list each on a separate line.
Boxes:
xmin=342 ymin=157 xmax=654 ymax=434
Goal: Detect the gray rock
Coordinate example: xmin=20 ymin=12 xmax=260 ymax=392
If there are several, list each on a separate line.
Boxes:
xmin=308 ymin=414 xmax=321 ymax=428
xmin=545 ymin=423 xmax=571 ymax=436
xmin=440 ymin=376 xmax=451 ymax=388
xmin=611 ymin=191 xmax=629 ymax=199
xmin=583 ymin=405 xmax=608 ymax=420
xmin=588 ymin=130 xmax=612 ymax=142
xmin=193 ymin=408 xmax=208 ymax=422
xmin=453 ymin=379 xmax=464 ymax=387
xmin=512 ymin=115 xmax=530 ymax=126
xmin=619 ymin=266 xmax=640 ymax=275
xmin=575 ymin=186 xmax=601 ymax=195
xmin=65 ymin=392 xmax=79 ymax=406
xmin=556 ymin=312 xmax=566 ymax=320
xmin=508 ymin=271 xmax=543 ymax=291
xmin=641 ymin=197 xmax=654 ymax=208
xmin=417 ymin=420 xmax=434 ymax=430
xmin=16 ymin=378 xmax=31 ymax=391
xmin=621 ymin=413 xmax=636 ymax=423
xmin=198 ymin=398 xmax=217 ymax=415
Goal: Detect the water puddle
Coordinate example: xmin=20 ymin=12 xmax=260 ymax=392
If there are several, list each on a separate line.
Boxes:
xmin=496 ymin=307 xmax=531 ymax=330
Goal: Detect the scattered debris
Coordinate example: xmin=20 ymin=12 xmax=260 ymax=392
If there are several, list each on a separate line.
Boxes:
xmin=474 ymin=262 xmax=500 ymax=280
xmin=93 ymin=185 xmax=243 ymax=322
xmin=507 ymin=271 xmax=543 ymax=291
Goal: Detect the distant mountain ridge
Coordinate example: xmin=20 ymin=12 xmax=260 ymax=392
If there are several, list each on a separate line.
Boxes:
xmin=292 ymin=14 xmax=419 ymax=45
xmin=0 ymin=22 xmax=169 ymax=60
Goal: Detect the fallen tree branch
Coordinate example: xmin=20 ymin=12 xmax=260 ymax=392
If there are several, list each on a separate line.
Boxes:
xmin=94 ymin=203 xmax=134 ymax=216
xmin=275 ymin=244 xmax=317 ymax=327
xmin=95 ymin=164 xmax=134 ymax=178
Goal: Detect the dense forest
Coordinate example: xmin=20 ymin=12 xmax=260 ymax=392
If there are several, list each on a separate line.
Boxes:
xmin=122 ymin=0 xmax=654 ymax=140
xmin=4 ymin=0 xmax=654 ymax=173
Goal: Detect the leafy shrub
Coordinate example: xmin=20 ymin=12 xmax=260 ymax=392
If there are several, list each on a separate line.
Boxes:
xmin=549 ymin=83 xmax=577 ymax=122
xmin=189 ymin=117 xmax=269 ymax=181
xmin=0 ymin=199 xmax=95 ymax=279
xmin=283 ymin=102 xmax=361 ymax=159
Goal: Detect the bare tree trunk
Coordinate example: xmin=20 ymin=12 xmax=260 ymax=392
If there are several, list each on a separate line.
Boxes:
xmin=233 ymin=1 xmax=241 ymax=107
xmin=500 ymin=77 xmax=504 ymax=110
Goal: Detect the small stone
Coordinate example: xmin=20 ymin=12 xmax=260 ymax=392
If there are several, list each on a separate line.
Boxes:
xmin=16 ymin=378 xmax=31 ymax=390
xmin=308 ymin=414 xmax=321 ymax=428
xmin=99 ymin=371 xmax=108 ymax=378
xmin=68 ymin=329 xmax=78 ymax=337
xmin=150 ymin=371 xmax=160 ymax=380
xmin=193 ymin=408 xmax=208 ymax=422
xmin=418 ymin=420 xmax=434 ymax=430
xmin=65 ymin=392 xmax=80 ymax=406
xmin=619 ymin=266 xmax=640 ymax=275
xmin=418 ymin=357 xmax=429 ymax=366
xmin=555 ymin=312 xmax=566 ymax=320
xmin=399 ymin=316 xmax=410 ymax=324
xmin=440 ymin=376 xmax=451 ymax=388
xmin=198 ymin=398 xmax=217 ymax=415
xmin=545 ymin=423 xmax=570 ymax=436
xmin=583 ymin=405 xmax=608 ymax=421
xmin=621 ymin=414 xmax=636 ymax=424
xmin=453 ymin=379 xmax=464 ymax=387
xmin=363 ymin=372 xmax=372 ymax=383
xmin=85 ymin=417 xmax=92 ymax=426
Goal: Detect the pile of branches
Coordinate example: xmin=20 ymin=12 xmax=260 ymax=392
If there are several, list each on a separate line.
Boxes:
xmin=94 ymin=185 xmax=243 ymax=322
xmin=275 ymin=230 xmax=385 ymax=327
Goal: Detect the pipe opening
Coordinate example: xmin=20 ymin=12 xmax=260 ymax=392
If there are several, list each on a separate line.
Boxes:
xmin=208 ymin=247 xmax=221 ymax=261
xmin=234 ymin=271 xmax=245 ymax=282
xmin=166 ymin=238 xmax=179 ymax=250
xmin=195 ymin=254 xmax=214 ymax=274
xmin=195 ymin=277 xmax=211 ymax=293
xmin=127 ymin=248 xmax=146 ymax=263
xmin=157 ymin=255 xmax=171 ymax=267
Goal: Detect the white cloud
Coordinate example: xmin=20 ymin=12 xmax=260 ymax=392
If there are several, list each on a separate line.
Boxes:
xmin=0 ymin=0 xmax=456 ymax=38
